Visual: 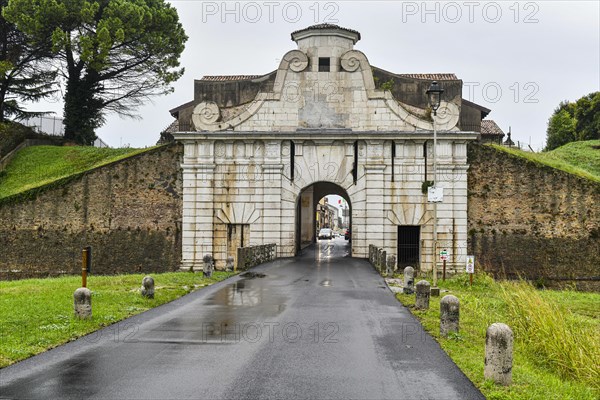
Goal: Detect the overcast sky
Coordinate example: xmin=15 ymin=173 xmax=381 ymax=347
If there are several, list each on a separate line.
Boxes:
xmin=30 ymin=1 xmax=599 ymax=150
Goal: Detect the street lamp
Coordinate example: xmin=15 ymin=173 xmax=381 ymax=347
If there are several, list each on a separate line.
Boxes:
xmin=426 ymin=81 xmax=444 ymax=116
xmin=426 ymin=81 xmax=444 ymax=295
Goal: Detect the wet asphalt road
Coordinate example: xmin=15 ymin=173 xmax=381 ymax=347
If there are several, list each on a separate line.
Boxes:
xmin=0 ymin=238 xmax=484 ymax=400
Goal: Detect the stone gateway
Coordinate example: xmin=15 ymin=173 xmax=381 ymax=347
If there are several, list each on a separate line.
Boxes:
xmin=171 ymin=25 xmax=485 ymax=271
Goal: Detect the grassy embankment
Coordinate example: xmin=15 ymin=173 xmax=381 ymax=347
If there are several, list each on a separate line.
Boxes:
xmin=0 ymin=271 xmax=234 ymax=368
xmin=490 ymin=139 xmax=600 ymax=182
xmin=394 ymin=273 xmax=600 ymax=400
xmin=0 ymin=145 xmax=159 ymax=201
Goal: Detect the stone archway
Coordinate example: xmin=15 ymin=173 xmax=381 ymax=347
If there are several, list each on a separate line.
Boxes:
xmin=295 ymin=181 xmax=352 ymax=254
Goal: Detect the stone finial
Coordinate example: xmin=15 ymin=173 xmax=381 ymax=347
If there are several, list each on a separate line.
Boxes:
xmin=73 ymin=287 xmax=92 ymax=319
xmin=403 ymin=266 xmax=415 ymax=294
xmin=440 ymin=295 xmax=459 ymax=337
xmin=415 ymin=280 xmax=431 ymax=310
xmin=203 ymin=254 xmax=214 ymax=278
xmin=226 ymin=256 xmax=234 ymax=271
xmin=485 ymin=323 xmax=514 ymax=386
xmin=141 ymin=276 xmax=155 ymax=299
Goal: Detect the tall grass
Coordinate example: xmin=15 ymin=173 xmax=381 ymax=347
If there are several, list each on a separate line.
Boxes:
xmin=500 ymin=281 xmax=600 ymax=388
xmin=395 ymin=273 xmax=600 ymax=399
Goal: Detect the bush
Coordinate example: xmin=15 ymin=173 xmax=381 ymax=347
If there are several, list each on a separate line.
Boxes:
xmin=0 ymin=121 xmax=59 ymax=158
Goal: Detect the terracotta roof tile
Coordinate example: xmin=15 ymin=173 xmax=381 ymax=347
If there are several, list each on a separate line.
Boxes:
xmin=399 ymin=73 xmax=458 ymax=80
xmin=291 ymin=24 xmax=361 ymax=40
xmin=199 ymin=75 xmax=262 ymax=82
xmin=481 ymin=120 xmax=505 ymax=136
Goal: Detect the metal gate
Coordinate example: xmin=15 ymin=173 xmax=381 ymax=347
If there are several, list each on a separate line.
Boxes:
xmin=397 ymin=226 xmax=420 ymax=270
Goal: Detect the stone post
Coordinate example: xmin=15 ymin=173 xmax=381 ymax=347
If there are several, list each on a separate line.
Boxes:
xmin=403 ymin=266 xmax=415 ymax=294
xmin=381 ymin=251 xmax=387 ymax=274
xmin=440 ymin=295 xmax=460 ymax=337
xmin=415 ymin=280 xmax=431 ymax=310
xmin=237 ymin=247 xmax=245 ymax=270
xmin=369 ymin=245 xmax=373 ymax=264
xmin=141 ymin=276 xmax=155 ymax=299
xmin=73 ymin=287 xmax=92 ymax=319
xmin=485 ymin=323 xmax=514 ymax=386
xmin=203 ymin=254 xmax=214 ymax=278
xmin=386 ymin=255 xmax=396 ymax=276
xmin=226 ymin=256 xmax=234 ymax=271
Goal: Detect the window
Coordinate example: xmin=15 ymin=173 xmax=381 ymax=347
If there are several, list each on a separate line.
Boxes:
xmin=318 ymin=57 xmax=331 ymax=72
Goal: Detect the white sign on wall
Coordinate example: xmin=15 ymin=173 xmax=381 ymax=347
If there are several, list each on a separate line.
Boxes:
xmin=466 ymin=256 xmax=475 ymax=273
xmin=427 ymin=187 xmax=444 ymax=203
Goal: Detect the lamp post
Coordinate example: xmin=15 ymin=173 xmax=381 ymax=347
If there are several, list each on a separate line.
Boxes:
xmin=426 ymin=81 xmax=444 ymax=295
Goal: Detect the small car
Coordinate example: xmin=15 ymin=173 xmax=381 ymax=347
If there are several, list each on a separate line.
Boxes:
xmin=318 ymin=228 xmax=333 ymax=240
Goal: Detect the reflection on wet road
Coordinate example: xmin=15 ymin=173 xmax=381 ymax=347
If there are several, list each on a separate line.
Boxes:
xmin=0 ymin=239 xmax=483 ymax=400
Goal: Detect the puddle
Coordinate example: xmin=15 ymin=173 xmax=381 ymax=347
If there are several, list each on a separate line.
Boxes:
xmin=240 ymin=272 xmax=266 ymax=279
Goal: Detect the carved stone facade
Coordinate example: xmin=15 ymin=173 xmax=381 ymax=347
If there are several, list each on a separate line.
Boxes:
xmin=172 ymin=25 xmax=480 ymax=271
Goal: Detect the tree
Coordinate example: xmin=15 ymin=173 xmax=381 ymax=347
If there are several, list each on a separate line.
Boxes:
xmin=545 ymin=93 xmax=600 ymax=151
xmin=0 ymin=0 xmax=56 ymax=122
xmin=545 ymin=107 xmax=576 ymax=151
xmin=574 ymin=92 xmax=600 ymax=141
xmin=3 ymin=0 xmax=187 ymax=145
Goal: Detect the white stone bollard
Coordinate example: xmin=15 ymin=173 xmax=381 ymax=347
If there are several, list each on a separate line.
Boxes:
xmin=73 ymin=287 xmax=92 ymax=319
xmin=415 ymin=280 xmax=431 ymax=310
xmin=440 ymin=295 xmax=459 ymax=337
xmin=141 ymin=276 xmax=155 ymax=299
xmin=485 ymin=323 xmax=514 ymax=386
xmin=403 ymin=266 xmax=415 ymax=294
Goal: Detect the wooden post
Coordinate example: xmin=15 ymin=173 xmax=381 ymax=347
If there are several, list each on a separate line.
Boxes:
xmin=81 ymin=248 xmax=88 ymax=288
xmin=443 ymin=259 xmax=446 ymax=281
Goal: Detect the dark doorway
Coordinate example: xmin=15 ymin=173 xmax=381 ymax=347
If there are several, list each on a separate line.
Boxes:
xmin=397 ymin=226 xmax=420 ymax=270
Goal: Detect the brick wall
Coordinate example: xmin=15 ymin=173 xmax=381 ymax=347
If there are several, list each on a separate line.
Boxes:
xmin=468 ymin=144 xmax=600 ymax=290
xmin=0 ymin=144 xmax=183 ymax=279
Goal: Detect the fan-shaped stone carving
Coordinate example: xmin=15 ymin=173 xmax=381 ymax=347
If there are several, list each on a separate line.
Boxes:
xmin=340 ymin=50 xmax=362 ymax=72
xmin=433 ymin=101 xmax=460 ymax=130
xmin=284 ymin=50 xmax=309 ymax=72
xmin=192 ymin=102 xmax=220 ymax=130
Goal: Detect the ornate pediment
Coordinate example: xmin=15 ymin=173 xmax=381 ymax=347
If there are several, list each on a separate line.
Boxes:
xmin=187 ymin=25 xmax=460 ymax=133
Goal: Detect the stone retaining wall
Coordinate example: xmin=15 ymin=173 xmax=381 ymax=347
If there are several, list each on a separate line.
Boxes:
xmin=467 ymin=144 xmax=600 ymax=290
xmin=0 ymin=144 xmax=183 ymax=279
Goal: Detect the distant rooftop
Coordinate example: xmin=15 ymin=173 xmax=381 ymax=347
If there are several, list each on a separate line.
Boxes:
xmin=481 ymin=120 xmax=505 ymax=136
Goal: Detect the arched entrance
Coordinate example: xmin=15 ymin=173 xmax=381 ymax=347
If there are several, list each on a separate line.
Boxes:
xmin=295 ymin=181 xmax=351 ymax=255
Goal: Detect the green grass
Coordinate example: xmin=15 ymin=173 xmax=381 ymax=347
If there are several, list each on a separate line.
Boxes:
xmin=490 ymin=140 xmax=600 ymax=182
xmin=394 ymin=273 xmax=600 ymax=399
xmin=0 ymin=271 xmax=234 ymax=368
xmin=0 ymin=145 xmax=158 ymax=200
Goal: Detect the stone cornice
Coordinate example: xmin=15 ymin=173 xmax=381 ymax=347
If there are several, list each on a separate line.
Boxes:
xmin=173 ymin=131 xmax=479 ymax=141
